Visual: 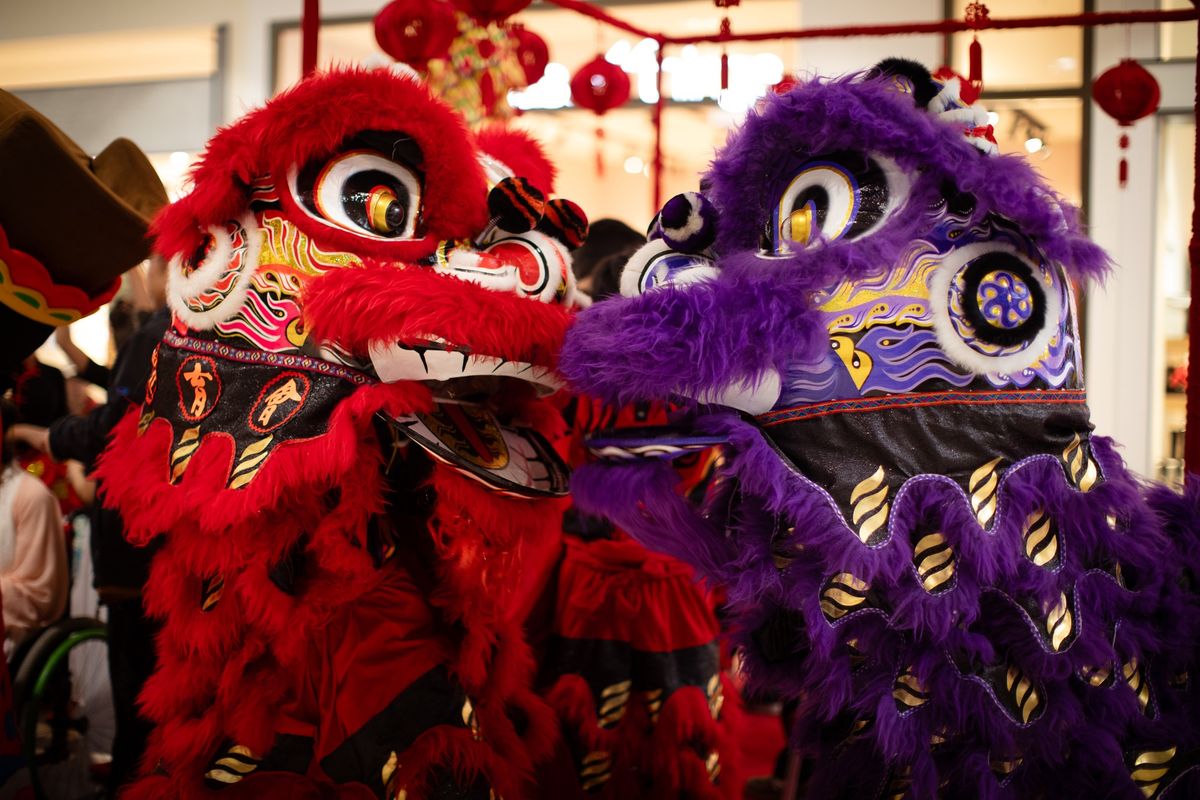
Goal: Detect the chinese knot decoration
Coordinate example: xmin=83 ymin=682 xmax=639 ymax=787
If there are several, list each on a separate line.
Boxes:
xmin=373 ymin=0 xmax=548 ymax=126
xmin=1092 ymin=59 xmax=1161 ymax=187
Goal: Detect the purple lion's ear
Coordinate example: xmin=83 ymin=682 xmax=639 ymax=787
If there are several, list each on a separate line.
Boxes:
xmin=866 ymin=58 xmax=940 ymax=109
xmin=658 ymin=192 xmax=719 ymax=254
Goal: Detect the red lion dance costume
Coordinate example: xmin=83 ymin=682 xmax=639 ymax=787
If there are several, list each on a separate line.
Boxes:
xmin=96 ymin=68 xmax=587 ymax=799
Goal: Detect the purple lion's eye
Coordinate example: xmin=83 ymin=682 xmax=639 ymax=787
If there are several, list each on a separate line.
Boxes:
xmin=764 ymin=151 xmax=911 ymax=256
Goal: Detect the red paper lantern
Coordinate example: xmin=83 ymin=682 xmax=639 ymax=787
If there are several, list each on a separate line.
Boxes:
xmin=570 ymin=56 xmax=631 ymax=115
xmin=450 ymin=0 xmax=532 ymax=26
xmin=1091 ymin=59 xmax=1161 ymax=187
xmin=510 ymin=24 xmax=549 ymax=86
xmin=374 ymin=0 xmax=458 ymax=67
xmin=570 ymin=56 xmax=632 ymax=177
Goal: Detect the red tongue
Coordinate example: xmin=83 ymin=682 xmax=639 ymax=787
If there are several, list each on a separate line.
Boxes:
xmin=443 ymin=402 xmax=500 ymax=464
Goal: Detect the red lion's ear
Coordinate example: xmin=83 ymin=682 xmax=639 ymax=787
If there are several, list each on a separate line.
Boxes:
xmin=475 ymin=125 xmax=557 ymax=196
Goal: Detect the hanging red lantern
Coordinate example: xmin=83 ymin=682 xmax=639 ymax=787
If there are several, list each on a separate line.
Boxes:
xmin=570 ymin=56 xmax=632 ymax=177
xmin=510 ymin=24 xmax=549 ymax=86
xmin=450 ymin=0 xmax=532 ymax=26
xmin=570 ymin=56 xmax=631 ymax=115
xmin=1092 ymin=59 xmax=1161 ymax=187
xmin=374 ymin=0 xmax=458 ymax=67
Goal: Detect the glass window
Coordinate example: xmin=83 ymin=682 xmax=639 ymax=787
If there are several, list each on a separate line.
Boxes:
xmin=949 ymin=0 xmax=1084 ymax=90
xmin=1156 ymin=114 xmax=1194 ymax=482
xmin=1160 ymin=0 xmax=1197 ymax=61
xmin=982 ymin=97 xmax=1084 ymax=205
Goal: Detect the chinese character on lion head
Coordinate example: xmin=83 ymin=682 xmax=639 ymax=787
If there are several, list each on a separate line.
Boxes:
xmin=98 ymin=67 xmax=587 ymax=798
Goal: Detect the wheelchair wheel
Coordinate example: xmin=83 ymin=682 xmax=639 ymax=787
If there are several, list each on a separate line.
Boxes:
xmin=13 ymin=617 xmax=111 ymax=800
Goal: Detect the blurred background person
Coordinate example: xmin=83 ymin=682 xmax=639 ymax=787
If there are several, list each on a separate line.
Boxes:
xmin=0 ymin=401 xmax=68 ymax=651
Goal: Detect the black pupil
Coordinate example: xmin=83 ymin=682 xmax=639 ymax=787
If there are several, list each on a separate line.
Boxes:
xmin=343 ymin=170 xmax=408 ymax=236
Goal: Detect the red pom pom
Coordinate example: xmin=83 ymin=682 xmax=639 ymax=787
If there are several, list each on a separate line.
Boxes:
xmin=374 ymin=0 xmax=458 ymax=66
xmin=569 ymin=56 xmax=631 ymax=116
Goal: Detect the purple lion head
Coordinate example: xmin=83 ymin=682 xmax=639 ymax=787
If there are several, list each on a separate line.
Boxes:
xmin=560 ymin=60 xmax=1200 ymax=799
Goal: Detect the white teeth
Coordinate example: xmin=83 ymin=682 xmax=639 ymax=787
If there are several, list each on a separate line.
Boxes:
xmin=368 ymin=341 xmax=563 ymax=394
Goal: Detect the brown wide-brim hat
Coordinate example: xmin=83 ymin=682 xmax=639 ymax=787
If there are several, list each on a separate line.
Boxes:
xmin=0 ymin=88 xmax=168 ymax=386
xmin=0 ymin=88 xmax=168 ymax=296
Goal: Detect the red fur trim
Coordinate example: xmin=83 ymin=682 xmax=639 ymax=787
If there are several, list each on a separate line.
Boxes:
xmin=544 ymin=674 xmax=617 ymax=754
xmin=151 ymin=68 xmax=489 ymax=264
xmin=475 ymin=125 xmax=557 ymax=195
xmin=387 ymin=726 xmax=522 ymax=800
xmin=302 ymin=262 xmax=573 ymax=369
xmin=96 ymin=380 xmax=430 ymax=543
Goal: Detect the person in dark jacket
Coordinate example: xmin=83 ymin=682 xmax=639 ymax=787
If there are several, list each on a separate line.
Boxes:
xmin=8 ymin=255 xmax=169 ymax=792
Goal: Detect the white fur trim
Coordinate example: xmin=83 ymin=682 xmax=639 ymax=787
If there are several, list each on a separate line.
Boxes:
xmin=167 ymin=212 xmax=261 ymax=330
xmin=927 ymin=76 xmax=963 ymax=114
xmin=663 ymin=193 xmax=705 ymax=240
xmin=928 ymin=241 xmax=1062 ymax=377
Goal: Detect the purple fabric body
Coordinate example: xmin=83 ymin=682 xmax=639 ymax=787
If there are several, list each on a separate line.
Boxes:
xmin=560 ymin=70 xmax=1200 ymax=799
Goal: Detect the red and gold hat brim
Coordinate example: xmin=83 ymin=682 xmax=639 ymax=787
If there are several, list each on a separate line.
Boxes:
xmin=0 ymin=222 xmax=119 ymax=327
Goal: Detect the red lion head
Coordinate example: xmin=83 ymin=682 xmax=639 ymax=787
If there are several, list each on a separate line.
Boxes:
xmin=154 ymin=67 xmax=583 ymax=496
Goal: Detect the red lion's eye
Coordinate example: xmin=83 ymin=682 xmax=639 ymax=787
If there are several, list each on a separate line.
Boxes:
xmin=291 ymin=148 xmax=422 ymax=241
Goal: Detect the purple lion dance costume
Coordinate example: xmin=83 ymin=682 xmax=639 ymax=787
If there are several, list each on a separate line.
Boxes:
xmin=559 ymin=59 xmax=1200 ymax=799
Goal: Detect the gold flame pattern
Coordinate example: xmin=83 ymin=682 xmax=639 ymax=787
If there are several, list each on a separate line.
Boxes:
xmin=138 ymin=409 xmax=155 ymax=435
xmin=580 ymin=750 xmax=612 ymax=792
xmin=968 ymin=457 xmax=1003 ymax=528
xmin=1004 ymin=665 xmax=1042 ymax=724
xmin=820 ymin=573 xmax=870 ymax=622
xmin=705 ymin=750 xmax=721 ymax=783
xmin=204 ymin=744 xmax=260 ymax=786
xmin=169 ymin=426 xmax=201 ymax=484
xmin=850 ymin=466 xmax=890 ymax=545
xmin=1079 ymin=664 xmax=1115 ymax=688
xmin=1022 ymin=509 xmax=1060 ymax=568
xmin=645 ymin=688 xmax=664 ymax=724
xmin=1043 ymin=592 xmax=1075 ymax=652
xmin=598 ymin=680 xmax=631 ymax=729
xmin=892 ymin=667 xmax=930 ymax=712
xmin=1123 ymin=659 xmax=1152 ymax=715
xmin=990 ymin=754 xmax=1023 ymax=781
xmin=461 ymin=697 xmax=482 ymax=741
xmin=1130 ymin=746 xmax=1176 ymax=799
xmin=912 ymin=532 xmax=955 ymax=594
xmin=228 ymin=435 xmax=275 ymax=490
xmin=1063 ymin=433 xmax=1100 ymax=492
xmin=883 ymin=766 xmax=912 ymax=800
xmin=200 ymin=574 xmax=224 ymax=612
xmin=706 ymin=674 xmax=725 ymax=720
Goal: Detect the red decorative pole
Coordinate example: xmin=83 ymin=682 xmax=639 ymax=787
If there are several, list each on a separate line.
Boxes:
xmin=1186 ymin=10 xmax=1200 ymax=473
xmin=302 ymin=0 xmax=320 ymax=77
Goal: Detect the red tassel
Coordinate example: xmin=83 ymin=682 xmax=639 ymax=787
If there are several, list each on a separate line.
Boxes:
xmin=968 ymin=36 xmax=983 ymax=96
xmin=719 ymin=16 xmax=732 ymax=92
xmin=1119 ymin=132 xmax=1130 ymax=188
xmin=596 ymin=124 xmax=605 ymax=176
